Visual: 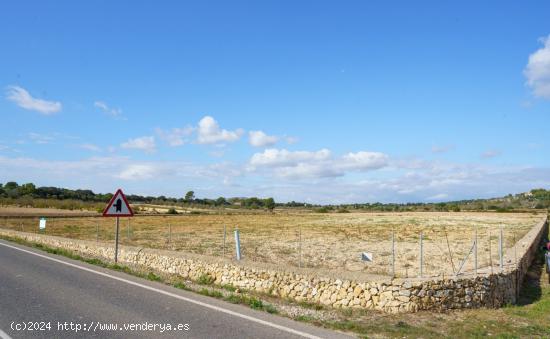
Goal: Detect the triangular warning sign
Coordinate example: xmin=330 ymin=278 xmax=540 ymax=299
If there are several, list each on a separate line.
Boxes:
xmin=102 ymin=189 xmax=134 ymax=217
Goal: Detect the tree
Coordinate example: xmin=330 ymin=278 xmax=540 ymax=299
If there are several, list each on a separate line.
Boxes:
xmin=19 ymin=183 xmax=36 ymax=195
xmin=216 ymin=197 xmax=227 ymax=206
xmin=4 ymin=181 xmax=18 ymax=190
xmin=264 ymin=197 xmax=275 ymax=211
xmin=185 ymin=191 xmax=195 ymax=202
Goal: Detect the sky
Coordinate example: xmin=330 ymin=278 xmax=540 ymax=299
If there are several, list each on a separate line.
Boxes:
xmin=0 ymin=1 xmax=549 ymax=204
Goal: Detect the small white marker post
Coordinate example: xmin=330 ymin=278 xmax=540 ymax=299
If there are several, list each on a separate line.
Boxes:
xmin=39 ymin=217 xmax=46 ymax=232
xmin=102 ymin=189 xmax=134 ymax=264
xmin=234 ymin=228 xmax=241 ymax=261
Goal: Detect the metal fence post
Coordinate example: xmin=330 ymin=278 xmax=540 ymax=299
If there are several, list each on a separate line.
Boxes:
xmin=499 ymin=225 xmax=503 ymax=271
xmin=419 ymin=231 xmax=423 ymax=278
xmin=223 ymin=225 xmax=226 ymax=257
xmin=234 ymin=229 xmax=241 ymax=261
xmin=392 ymin=229 xmax=395 ymax=278
xmin=474 ymin=225 xmax=478 ymax=276
xmin=488 ymin=228 xmax=493 ymax=274
xmin=299 ymin=225 xmax=302 ymax=268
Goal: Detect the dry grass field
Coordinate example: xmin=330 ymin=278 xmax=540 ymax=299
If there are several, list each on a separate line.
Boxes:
xmin=1 ymin=210 xmax=544 ymax=278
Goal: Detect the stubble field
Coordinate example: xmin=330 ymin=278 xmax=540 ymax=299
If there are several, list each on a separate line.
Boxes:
xmin=1 ymin=210 xmax=544 ymax=278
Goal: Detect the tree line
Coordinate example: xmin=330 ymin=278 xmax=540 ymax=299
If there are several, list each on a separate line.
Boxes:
xmin=0 ymin=181 xmax=547 ymax=212
xmin=0 ymin=182 xmax=276 ymax=211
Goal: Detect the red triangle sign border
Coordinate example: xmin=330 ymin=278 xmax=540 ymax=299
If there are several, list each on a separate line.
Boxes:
xmin=102 ymin=188 xmax=134 ymax=217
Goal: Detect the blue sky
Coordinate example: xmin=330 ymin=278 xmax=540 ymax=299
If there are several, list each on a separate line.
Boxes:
xmin=1 ymin=1 xmax=549 ymax=203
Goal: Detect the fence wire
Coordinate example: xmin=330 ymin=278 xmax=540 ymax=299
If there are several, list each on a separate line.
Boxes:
xmin=0 ymin=212 xmax=541 ymax=278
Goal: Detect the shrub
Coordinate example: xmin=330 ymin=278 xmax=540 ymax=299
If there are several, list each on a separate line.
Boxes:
xmin=197 ymin=274 xmax=214 ymax=285
xmin=173 ymin=282 xmax=187 ymax=290
xmin=222 ymin=284 xmax=236 ymax=292
xmin=248 ymin=297 xmax=263 ymax=309
xmin=146 ymin=272 xmax=161 ymax=281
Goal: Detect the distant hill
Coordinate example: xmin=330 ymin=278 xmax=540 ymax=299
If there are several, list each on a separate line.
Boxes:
xmin=0 ymin=181 xmax=548 ymax=213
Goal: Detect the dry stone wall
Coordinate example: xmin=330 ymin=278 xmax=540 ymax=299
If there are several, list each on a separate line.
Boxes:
xmin=1 ymin=216 xmax=546 ymax=314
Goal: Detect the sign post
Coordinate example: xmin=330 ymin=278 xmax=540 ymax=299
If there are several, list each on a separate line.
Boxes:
xmin=39 ymin=217 xmax=46 ymax=231
xmin=102 ymin=189 xmax=133 ymax=263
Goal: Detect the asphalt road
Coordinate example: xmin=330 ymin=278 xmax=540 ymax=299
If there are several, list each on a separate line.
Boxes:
xmin=0 ymin=240 xmax=353 ymax=339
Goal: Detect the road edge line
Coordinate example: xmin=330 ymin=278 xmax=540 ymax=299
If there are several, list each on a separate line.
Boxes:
xmin=0 ymin=241 xmax=323 ymax=339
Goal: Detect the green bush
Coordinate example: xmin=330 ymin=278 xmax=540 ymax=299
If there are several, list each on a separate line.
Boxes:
xmin=197 ymin=274 xmax=214 ymax=285
xmin=248 ymin=297 xmax=263 ymax=309
xmin=146 ymin=272 xmax=161 ymax=281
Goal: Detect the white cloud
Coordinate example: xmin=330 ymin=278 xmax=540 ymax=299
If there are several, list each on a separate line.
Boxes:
xmin=249 ymin=130 xmax=279 ymax=147
xmin=0 ymin=152 xmax=549 ymax=204
xmin=431 ymin=145 xmax=455 ymax=153
xmin=196 ymin=116 xmax=244 ymax=145
xmin=340 ymin=151 xmax=389 ymax=171
xmin=28 ymin=132 xmax=55 ymax=144
xmin=6 ymin=85 xmax=62 ymax=115
xmin=117 ymin=164 xmax=158 ymax=180
xmin=94 ymin=101 xmax=125 ymax=119
xmin=285 ymin=136 xmax=299 ymax=145
xmin=250 ymin=148 xmax=331 ymax=167
xmin=155 ymin=126 xmax=194 ymax=146
xmin=249 ymin=148 xmax=387 ymax=179
xmin=79 ymin=143 xmax=101 ymax=152
xmin=427 ymin=193 xmax=449 ymax=201
xmin=481 ymin=149 xmax=501 ymax=159
xmin=121 ymin=136 xmax=156 ymax=154
xmin=524 ymin=34 xmax=550 ymax=99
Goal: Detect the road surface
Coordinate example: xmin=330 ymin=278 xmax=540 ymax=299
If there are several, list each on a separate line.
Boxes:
xmin=0 ymin=240 xmax=352 ymax=339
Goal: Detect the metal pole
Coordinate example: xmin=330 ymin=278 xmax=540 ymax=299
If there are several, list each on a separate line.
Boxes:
xmin=234 ymin=229 xmax=241 ymax=260
xmin=513 ymin=229 xmax=517 ymax=269
xmin=419 ymin=231 xmax=423 ymax=278
xmin=499 ymin=225 xmax=503 ymax=271
xmin=488 ymin=228 xmax=493 ymax=275
xmin=127 ymin=218 xmax=130 ymax=239
xmin=474 ymin=225 xmax=478 ymax=276
xmin=223 ymin=225 xmax=226 ymax=257
xmin=96 ymin=223 xmax=99 ymax=242
xmin=513 ymin=228 xmax=519 ymax=301
xmin=299 ymin=225 xmax=302 ymax=268
xmin=392 ymin=229 xmax=395 ymax=278
xmin=444 ymin=226 xmax=456 ymax=274
xmin=115 ymin=217 xmax=120 ymax=263
xmin=456 ymin=240 xmax=476 ymax=276
xmin=168 ymin=223 xmax=172 ymax=244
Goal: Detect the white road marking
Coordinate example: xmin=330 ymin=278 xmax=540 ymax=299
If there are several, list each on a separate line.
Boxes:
xmin=0 ymin=241 xmax=324 ymax=339
xmin=0 ymin=328 xmax=12 ymax=339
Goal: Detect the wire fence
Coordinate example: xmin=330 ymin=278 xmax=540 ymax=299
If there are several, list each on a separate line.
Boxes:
xmin=0 ymin=213 xmax=542 ymax=278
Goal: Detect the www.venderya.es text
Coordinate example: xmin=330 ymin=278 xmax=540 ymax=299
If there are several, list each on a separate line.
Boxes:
xmin=10 ymin=321 xmax=190 ymax=333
